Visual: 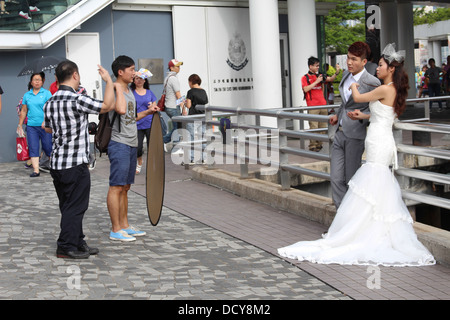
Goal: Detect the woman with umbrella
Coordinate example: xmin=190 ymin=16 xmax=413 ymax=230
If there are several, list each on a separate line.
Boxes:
xmin=17 ymin=72 xmax=52 ymax=177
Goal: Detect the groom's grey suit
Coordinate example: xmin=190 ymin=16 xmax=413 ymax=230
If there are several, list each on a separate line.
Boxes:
xmin=330 ymin=69 xmax=380 ymax=208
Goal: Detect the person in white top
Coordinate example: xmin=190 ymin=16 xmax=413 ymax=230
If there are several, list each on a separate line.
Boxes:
xmin=162 ymin=59 xmax=184 ymax=151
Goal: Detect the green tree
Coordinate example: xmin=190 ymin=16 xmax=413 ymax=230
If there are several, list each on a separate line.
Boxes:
xmin=413 ymin=7 xmax=450 ymax=26
xmin=324 ymin=1 xmax=365 ymax=54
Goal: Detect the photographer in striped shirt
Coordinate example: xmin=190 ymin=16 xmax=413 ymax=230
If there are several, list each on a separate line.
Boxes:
xmin=44 ymin=60 xmax=115 ymax=259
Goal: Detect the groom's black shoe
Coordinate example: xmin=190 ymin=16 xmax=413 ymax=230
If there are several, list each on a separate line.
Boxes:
xmin=78 ymin=243 xmax=99 ymax=255
xmin=56 ymin=247 xmax=90 ymax=259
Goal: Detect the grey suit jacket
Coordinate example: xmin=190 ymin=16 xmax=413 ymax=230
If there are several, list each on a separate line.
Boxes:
xmin=334 ymin=70 xmax=381 ymax=140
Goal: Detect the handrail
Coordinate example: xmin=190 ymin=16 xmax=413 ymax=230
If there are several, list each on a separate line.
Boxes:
xmin=395 ymin=167 xmax=450 ymax=185
xmin=396 ymin=144 xmax=450 ymax=160
xmin=171 ymin=95 xmax=450 ymax=213
xmin=402 ymin=191 xmax=450 ymax=211
xmin=394 ymin=121 xmax=450 ymax=134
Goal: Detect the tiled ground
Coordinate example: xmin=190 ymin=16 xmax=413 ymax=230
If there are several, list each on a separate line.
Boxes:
xmin=129 ymin=152 xmax=450 ymax=300
xmin=1 ymin=103 xmax=449 ymax=301
xmin=0 ymin=161 xmax=349 ymax=300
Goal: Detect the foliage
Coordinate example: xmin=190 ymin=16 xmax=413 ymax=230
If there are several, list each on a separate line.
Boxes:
xmin=413 ymin=7 xmax=450 ymax=26
xmin=324 ymin=0 xmax=365 ymax=55
xmin=325 ymin=65 xmax=342 ymax=92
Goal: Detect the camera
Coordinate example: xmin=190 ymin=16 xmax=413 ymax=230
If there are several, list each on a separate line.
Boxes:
xmin=88 ymin=122 xmax=97 ymax=135
xmin=319 ymin=72 xmax=328 ymax=83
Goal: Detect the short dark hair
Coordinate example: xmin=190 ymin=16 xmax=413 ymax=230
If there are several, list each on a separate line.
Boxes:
xmin=348 ymin=41 xmax=371 ymax=60
xmin=307 ymin=56 xmax=320 ymax=67
xmin=188 ymin=74 xmax=202 ymax=85
xmin=428 ymin=58 xmax=435 ymax=65
xmin=55 ymin=60 xmax=77 ymax=84
xmin=111 ymin=55 xmax=135 ymax=77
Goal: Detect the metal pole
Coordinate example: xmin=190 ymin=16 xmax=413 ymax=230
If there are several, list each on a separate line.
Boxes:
xmin=204 ymin=106 xmax=213 ymax=169
xmin=278 ymin=117 xmax=290 ymax=190
xmin=237 ymin=110 xmax=249 ymax=178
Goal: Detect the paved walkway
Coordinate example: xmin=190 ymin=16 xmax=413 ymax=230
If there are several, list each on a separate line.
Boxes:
xmin=141 ymin=155 xmax=450 ymax=300
xmin=1 ymin=149 xmax=449 ymax=301
xmin=0 ymin=101 xmax=449 ymax=301
xmin=0 ymin=159 xmax=348 ymax=301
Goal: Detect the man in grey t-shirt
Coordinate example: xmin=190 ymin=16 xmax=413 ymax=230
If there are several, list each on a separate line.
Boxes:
xmin=163 ymin=59 xmax=183 ymax=147
xmin=107 ymin=56 xmax=146 ymax=242
xmin=110 ymin=87 xmax=138 ymax=147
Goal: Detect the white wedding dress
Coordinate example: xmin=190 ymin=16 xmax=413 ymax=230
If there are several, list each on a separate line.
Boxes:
xmin=278 ymin=100 xmax=436 ymax=266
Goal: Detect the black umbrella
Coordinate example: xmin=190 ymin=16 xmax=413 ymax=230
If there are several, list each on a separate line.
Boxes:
xmin=17 ymin=56 xmax=65 ymax=77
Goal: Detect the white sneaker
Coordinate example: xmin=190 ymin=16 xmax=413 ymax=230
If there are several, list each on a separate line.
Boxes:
xmin=123 ymin=225 xmax=146 ymax=237
xmin=172 ymin=148 xmax=183 ymax=155
xmin=19 ymin=11 xmax=31 ymax=19
xmin=89 ymin=159 xmax=96 ymax=171
xmin=29 ymin=6 xmax=40 ymax=12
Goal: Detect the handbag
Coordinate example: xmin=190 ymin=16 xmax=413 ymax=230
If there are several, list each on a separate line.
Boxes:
xmin=157 ymin=74 xmax=175 ymax=112
xmin=16 ymin=136 xmax=30 ymax=161
xmin=157 ymin=94 xmax=165 ymax=112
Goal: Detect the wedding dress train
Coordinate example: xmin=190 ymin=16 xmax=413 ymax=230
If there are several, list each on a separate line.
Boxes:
xmin=278 ymin=100 xmax=435 ymax=267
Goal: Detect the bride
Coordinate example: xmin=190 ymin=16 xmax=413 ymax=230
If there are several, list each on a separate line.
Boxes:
xmin=278 ymin=44 xmax=435 ymax=267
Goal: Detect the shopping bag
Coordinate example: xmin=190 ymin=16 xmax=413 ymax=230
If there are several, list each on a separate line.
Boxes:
xmin=16 ymin=136 xmax=30 ymax=161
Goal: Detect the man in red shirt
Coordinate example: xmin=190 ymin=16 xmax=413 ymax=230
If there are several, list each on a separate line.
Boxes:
xmin=302 ymin=57 xmax=340 ymax=151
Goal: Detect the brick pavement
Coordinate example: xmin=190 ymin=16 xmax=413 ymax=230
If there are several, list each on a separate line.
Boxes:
xmin=1 ymin=142 xmax=450 ymax=300
xmin=143 ymin=154 xmax=450 ymax=300
xmin=0 ymin=160 xmax=348 ymax=300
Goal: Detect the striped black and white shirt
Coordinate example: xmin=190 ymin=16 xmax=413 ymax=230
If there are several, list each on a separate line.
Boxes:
xmin=44 ymin=85 xmax=102 ymax=170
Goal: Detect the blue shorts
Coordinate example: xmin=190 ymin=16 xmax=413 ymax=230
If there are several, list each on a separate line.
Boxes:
xmin=108 ymin=140 xmax=137 ymax=186
xmin=26 ymin=125 xmax=52 ymax=158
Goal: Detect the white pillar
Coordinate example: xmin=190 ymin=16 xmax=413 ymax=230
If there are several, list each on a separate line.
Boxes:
xmin=397 ymin=1 xmax=416 ymax=99
xmin=249 ymin=0 xmax=283 ymax=128
xmin=288 ymin=0 xmax=317 ymax=108
xmin=432 ymin=41 xmax=442 ymax=66
xmin=288 ymin=0 xmax=317 ymax=130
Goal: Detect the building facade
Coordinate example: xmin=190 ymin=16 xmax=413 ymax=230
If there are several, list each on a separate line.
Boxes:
xmin=0 ymin=0 xmax=448 ymax=163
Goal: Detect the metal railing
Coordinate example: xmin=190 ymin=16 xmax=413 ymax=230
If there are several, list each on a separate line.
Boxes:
xmin=171 ymin=95 xmax=450 ymax=211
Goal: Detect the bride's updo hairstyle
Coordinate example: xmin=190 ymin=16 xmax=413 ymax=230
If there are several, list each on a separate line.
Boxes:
xmin=380 ymin=44 xmax=409 ymax=116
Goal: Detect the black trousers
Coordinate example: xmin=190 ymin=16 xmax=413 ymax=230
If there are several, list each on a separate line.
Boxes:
xmin=428 ymin=83 xmax=443 ymax=109
xmin=50 ymin=164 xmax=90 ymax=251
xmin=137 ymin=128 xmax=150 ymax=158
xmin=20 ymin=0 xmax=38 ymax=12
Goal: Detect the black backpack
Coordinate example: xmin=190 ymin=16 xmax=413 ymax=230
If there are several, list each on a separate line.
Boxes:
xmin=94 ymin=112 xmax=119 ymax=156
xmin=303 ymin=74 xmax=312 ymax=101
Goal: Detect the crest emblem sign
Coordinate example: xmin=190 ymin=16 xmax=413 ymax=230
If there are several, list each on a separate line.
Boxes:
xmin=227 ymin=33 xmax=248 ymax=71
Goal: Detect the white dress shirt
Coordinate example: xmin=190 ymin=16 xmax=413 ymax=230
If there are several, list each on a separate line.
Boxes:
xmin=343 ymin=68 xmax=366 ymax=103
xmin=340 ymin=68 xmax=366 ymax=126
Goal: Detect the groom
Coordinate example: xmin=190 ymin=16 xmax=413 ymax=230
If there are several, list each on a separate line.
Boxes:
xmin=329 ymin=41 xmax=381 ymax=209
